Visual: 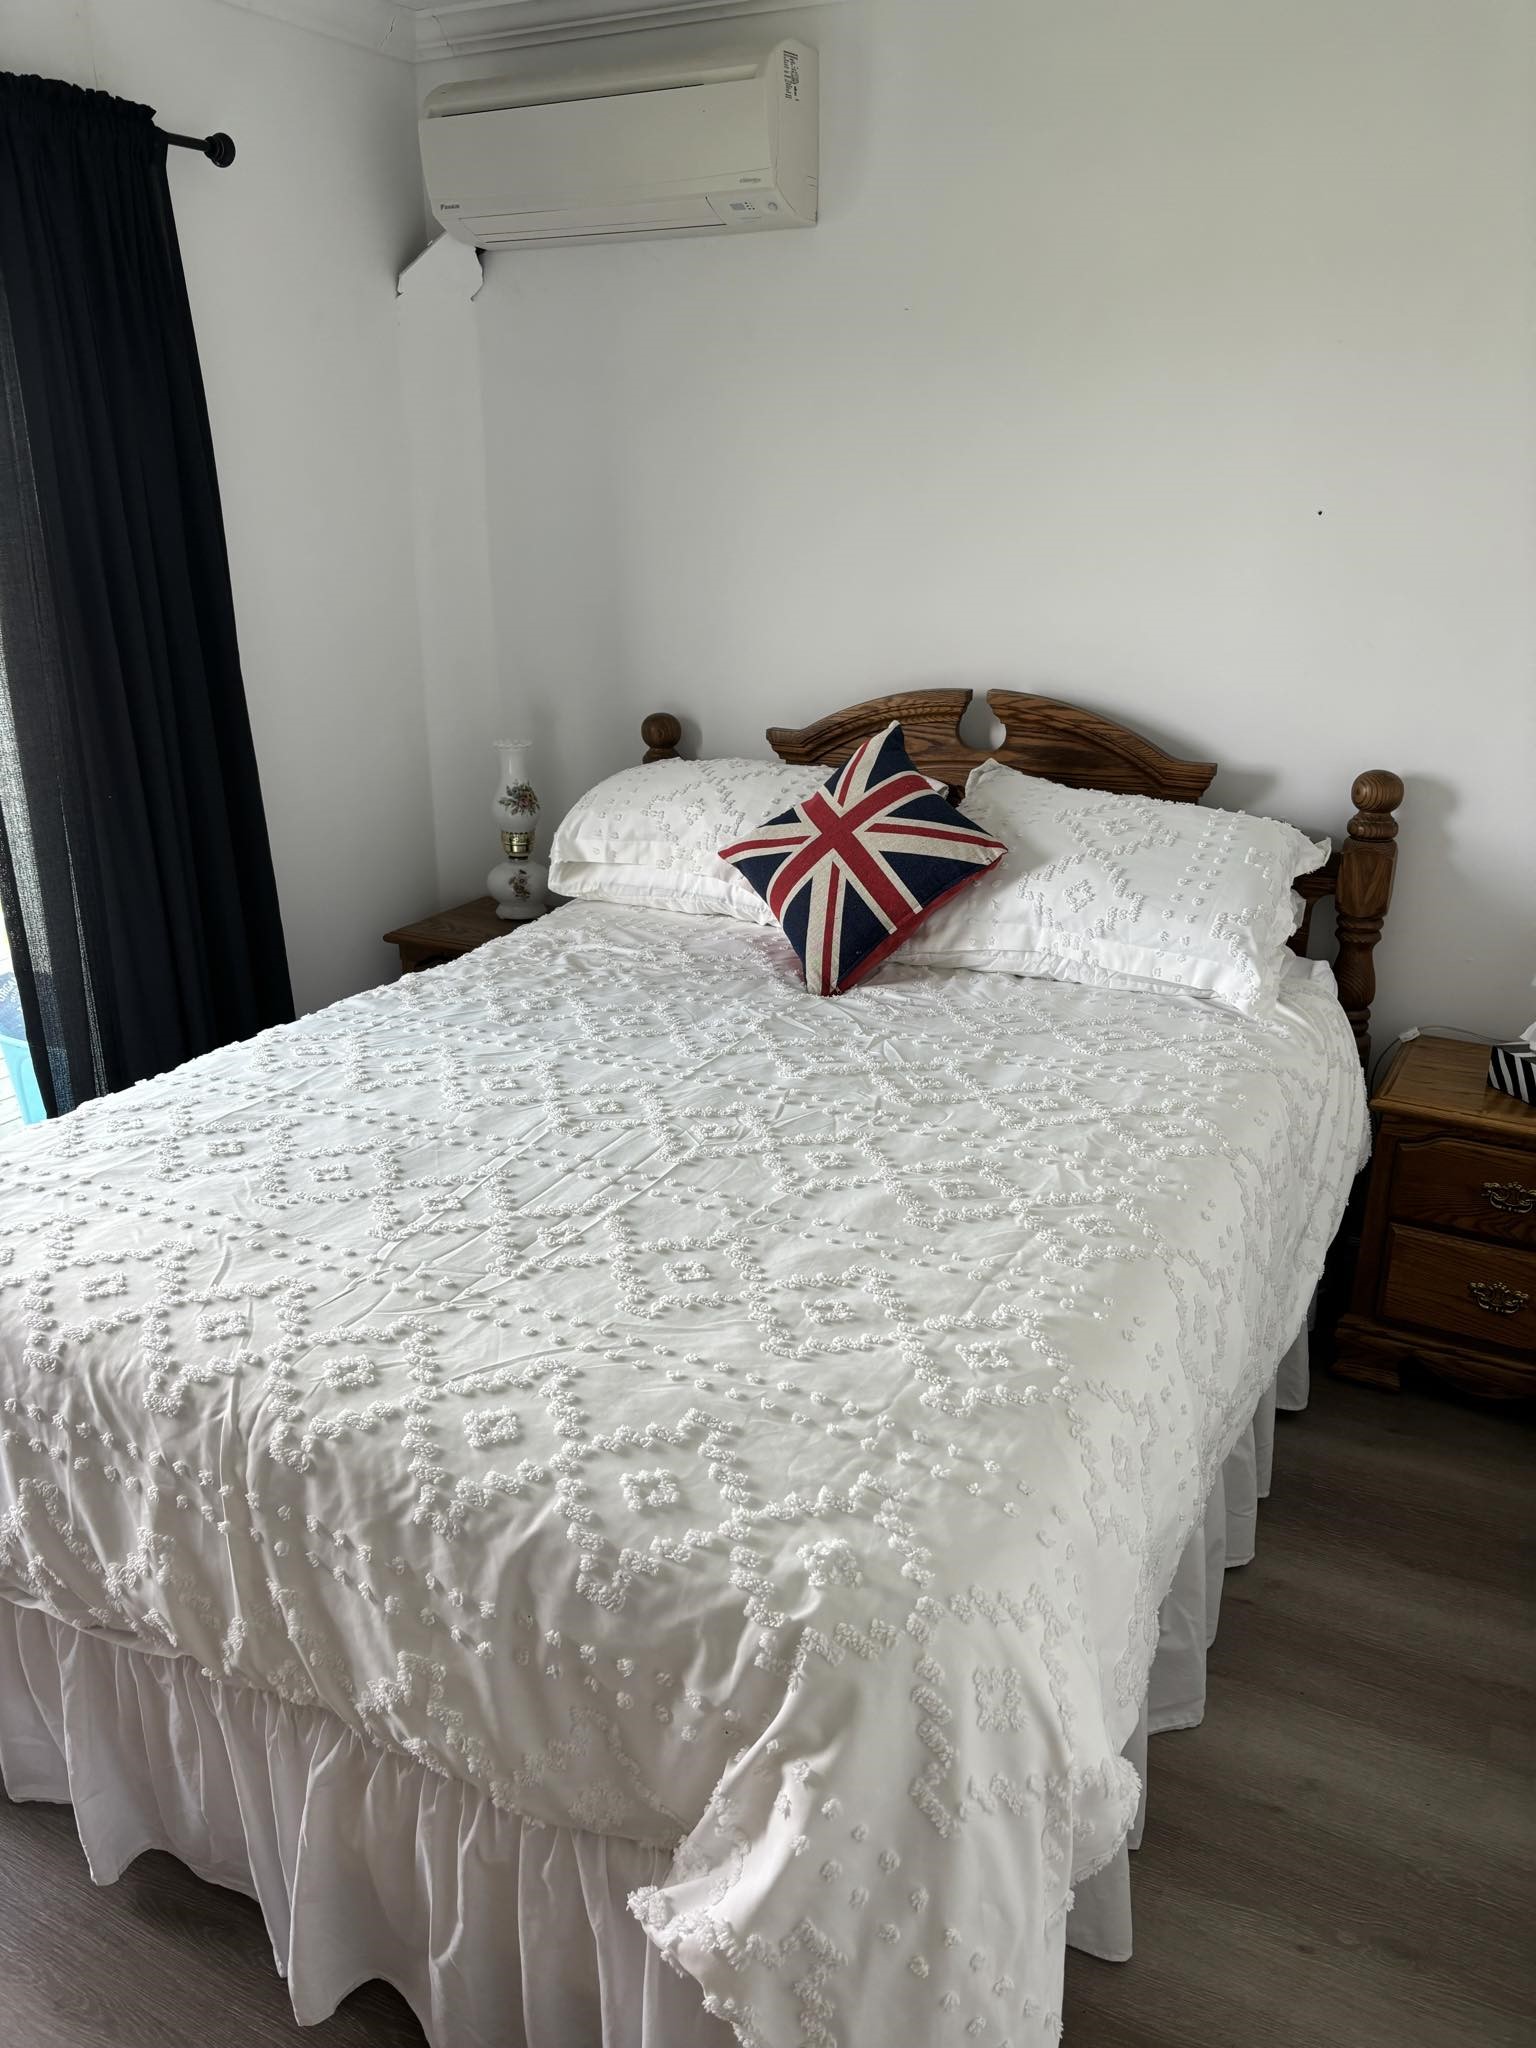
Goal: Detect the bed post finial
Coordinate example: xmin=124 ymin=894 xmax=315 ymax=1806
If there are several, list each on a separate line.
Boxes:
xmin=1334 ymin=769 xmax=1404 ymax=1068
xmin=641 ymin=712 xmax=682 ymax=764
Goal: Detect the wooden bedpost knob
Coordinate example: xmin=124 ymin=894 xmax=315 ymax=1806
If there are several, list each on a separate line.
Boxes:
xmin=1348 ymin=770 xmax=1404 ymax=838
xmin=641 ymin=713 xmax=682 ymax=763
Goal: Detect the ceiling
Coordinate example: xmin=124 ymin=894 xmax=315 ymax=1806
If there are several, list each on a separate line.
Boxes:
xmin=215 ymin=0 xmax=835 ymax=63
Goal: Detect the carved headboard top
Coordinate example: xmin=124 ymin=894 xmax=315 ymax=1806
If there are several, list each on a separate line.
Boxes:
xmin=637 ymin=691 xmax=1403 ymax=1065
xmin=767 ymin=688 xmax=1218 ymax=805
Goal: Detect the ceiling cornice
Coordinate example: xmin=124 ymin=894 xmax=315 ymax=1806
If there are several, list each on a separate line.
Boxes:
xmin=415 ymin=1 xmax=833 ymax=59
xmin=209 ymin=0 xmax=419 ymax=60
xmin=210 ymin=0 xmax=833 ymax=64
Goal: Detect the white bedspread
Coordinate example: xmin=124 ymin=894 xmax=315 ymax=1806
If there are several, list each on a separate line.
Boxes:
xmin=0 ymin=904 xmax=1366 ymax=2047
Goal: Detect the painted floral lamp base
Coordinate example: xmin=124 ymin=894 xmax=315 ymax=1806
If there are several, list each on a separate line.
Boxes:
xmin=488 ymin=851 xmax=550 ymax=920
xmin=488 ymin=738 xmax=549 ymax=920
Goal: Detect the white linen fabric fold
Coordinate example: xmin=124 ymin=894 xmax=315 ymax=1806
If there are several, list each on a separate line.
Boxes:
xmin=1066 ymin=1327 xmax=1308 ymax=1963
xmin=0 ymin=1334 xmax=1305 ymax=2044
xmin=0 ymin=905 xmax=1364 ymax=2047
xmin=0 ymin=1596 xmax=721 ymax=2048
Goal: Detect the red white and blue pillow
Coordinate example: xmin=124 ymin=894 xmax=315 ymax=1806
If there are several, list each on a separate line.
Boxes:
xmin=718 ymin=723 xmax=1007 ymax=996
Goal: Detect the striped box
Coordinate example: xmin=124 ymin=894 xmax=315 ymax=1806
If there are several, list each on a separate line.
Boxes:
xmin=1487 ymin=1041 xmax=1536 ymax=1105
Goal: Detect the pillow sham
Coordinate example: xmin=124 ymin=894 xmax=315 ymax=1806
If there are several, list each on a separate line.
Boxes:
xmin=901 ymin=758 xmax=1329 ymax=1016
xmin=719 ymin=723 xmax=1007 ymax=997
xmin=548 ymin=757 xmax=827 ymax=925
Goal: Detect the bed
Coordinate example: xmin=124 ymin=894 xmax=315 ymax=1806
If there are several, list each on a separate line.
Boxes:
xmin=0 ymin=690 xmax=1402 ymax=2047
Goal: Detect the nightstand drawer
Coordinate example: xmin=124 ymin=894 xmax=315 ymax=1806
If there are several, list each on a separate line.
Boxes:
xmin=1381 ymin=1225 xmax=1536 ymax=1355
xmin=1391 ymin=1135 xmax=1536 ymax=1247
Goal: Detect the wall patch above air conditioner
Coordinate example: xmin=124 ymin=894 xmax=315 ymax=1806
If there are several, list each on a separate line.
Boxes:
xmin=419 ymin=40 xmax=818 ymax=249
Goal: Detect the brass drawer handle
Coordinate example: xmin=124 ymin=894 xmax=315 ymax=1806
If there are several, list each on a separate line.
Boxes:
xmin=1482 ymin=1180 xmax=1535 ymax=1214
xmin=1468 ymin=1279 xmax=1529 ymax=1315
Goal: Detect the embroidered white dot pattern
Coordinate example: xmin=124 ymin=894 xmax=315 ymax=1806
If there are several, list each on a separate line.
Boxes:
xmin=0 ymin=901 xmax=1365 ymax=2048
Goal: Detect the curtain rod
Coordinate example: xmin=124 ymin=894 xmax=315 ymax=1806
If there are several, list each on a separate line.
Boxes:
xmin=155 ymin=127 xmax=236 ymax=167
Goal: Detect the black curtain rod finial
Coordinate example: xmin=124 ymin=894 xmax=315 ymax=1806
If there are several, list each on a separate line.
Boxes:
xmin=155 ymin=127 xmax=236 ymax=167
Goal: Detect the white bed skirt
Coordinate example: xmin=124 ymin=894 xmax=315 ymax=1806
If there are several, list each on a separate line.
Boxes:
xmin=0 ymin=1332 xmax=1309 ymax=2047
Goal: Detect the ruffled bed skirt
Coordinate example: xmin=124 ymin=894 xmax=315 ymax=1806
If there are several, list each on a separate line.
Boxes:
xmin=1067 ymin=1326 xmax=1307 ymax=1961
xmin=0 ymin=1333 xmax=1308 ymax=2046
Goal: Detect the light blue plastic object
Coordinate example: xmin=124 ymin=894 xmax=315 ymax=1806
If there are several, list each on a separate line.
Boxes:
xmin=0 ymin=971 xmax=46 ymax=1125
xmin=1 ymin=1032 xmax=45 ymax=1125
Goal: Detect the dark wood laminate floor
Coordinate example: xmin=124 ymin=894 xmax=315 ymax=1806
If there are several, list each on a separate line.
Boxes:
xmin=0 ymin=1371 xmax=1531 ymax=2047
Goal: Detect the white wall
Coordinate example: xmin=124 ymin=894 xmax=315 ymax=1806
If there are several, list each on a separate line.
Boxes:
xmin=449 ymin=0 xmax=1536 ymax=1048
xmin=396 ymin=234 xmax=502 ymax=904
xmin=1 ymin=0 xmax=436 ymax=1013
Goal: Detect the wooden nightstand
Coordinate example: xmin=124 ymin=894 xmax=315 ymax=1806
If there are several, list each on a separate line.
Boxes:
xmin=383 ymin=895 xmax=541 ymax=973
xmin=1334 ymin=1035 xmax=1536 ymax=1399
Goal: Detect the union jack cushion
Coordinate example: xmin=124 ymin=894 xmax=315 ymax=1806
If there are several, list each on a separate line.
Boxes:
xmin=719 ymin=723 xmax=1008 ymax=996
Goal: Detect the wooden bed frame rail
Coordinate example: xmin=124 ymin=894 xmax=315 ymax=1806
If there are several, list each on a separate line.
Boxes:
xmin=637 ymin=693 xmax=1403 ymax=1066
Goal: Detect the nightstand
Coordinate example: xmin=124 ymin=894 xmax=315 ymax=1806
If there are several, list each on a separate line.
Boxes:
xmin=1334 ymin=1035 xmax=1536 ymax=1399
xmin=383 ymin=895 xmax=542 ymax=973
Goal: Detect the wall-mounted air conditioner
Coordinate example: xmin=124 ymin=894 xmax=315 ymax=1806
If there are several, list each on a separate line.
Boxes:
xmin=419 ymin=41 xmax=818 ymax=249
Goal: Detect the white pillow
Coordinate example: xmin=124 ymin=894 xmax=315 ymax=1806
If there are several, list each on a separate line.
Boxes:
xmin=901 ymin=760 xmax=1330 ymax=1016
xmin=548 ymin=757 xmax=827 ymax=925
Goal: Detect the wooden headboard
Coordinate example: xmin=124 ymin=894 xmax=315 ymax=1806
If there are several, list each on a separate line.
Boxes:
xmin=637 ymin=691 xmax=1403 ymax=1066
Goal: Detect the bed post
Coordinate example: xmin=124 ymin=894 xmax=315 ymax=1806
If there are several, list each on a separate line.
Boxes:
xmin=641 ymin=712 xmax=682 ymax=764
xmin=1333 ymin=770 xmax=1404 ymax=1068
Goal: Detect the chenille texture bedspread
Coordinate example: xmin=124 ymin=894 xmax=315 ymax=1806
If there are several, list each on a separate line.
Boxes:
xmin=0 ymin=903 xmax=1365 ymax=2046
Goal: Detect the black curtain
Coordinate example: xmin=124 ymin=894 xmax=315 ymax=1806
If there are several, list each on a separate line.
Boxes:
xmin=0 ymin=73 xmax=292 ymax=1117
